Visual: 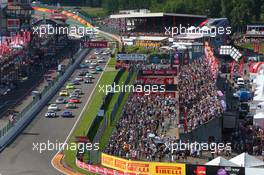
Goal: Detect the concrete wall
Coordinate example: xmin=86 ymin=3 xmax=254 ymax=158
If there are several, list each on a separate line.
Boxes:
xmin=180 ymin=116 xmax=223 ymax=142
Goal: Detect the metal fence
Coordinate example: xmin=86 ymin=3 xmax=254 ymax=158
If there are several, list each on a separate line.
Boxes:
xmin=0 ymin=47 xmax=83 ymax=139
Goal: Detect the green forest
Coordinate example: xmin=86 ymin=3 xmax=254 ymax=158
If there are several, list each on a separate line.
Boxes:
xmin=39 ymin=0 xmax=264 ymax=28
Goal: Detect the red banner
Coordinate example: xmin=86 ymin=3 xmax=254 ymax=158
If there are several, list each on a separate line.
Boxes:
xmin=83 ymin=41 xmax=108 ymax=48
xmin=137 ymin=77 xmax=175 ymax=84
xmin=76 ymin=159 xmax=143 ymax=175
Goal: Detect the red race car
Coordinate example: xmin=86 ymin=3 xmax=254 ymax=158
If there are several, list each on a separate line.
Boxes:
xmin=68 ymin=98 xmax=81 ymax=103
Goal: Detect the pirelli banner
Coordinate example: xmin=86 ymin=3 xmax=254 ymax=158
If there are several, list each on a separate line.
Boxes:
xmin=101 ymin=153 xmax=186 ymax=175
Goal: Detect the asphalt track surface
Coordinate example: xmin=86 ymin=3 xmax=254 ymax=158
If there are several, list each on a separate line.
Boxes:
xmin=0 ymin=48 xmax=109 ymax=175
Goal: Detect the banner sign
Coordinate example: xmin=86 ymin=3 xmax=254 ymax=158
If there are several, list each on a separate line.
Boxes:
xmin=136 ymin=41 xmax=161 ymax=47
xmin=141 ymin=69 xmax=177 ymax=76
xmin=83 ymin=41 xmax=108 ymax=48
xmin=137 ymin=77 xmax=175 ymax=85
xmin=7 ymin=19 xmax=20 ymax=29
xmin=101 ymin=153 xmax=186 ymax=175
xmin=186 ymin=164 xmax=245 ymax=175
xmin=117 ymin=54 xmax=147 ymax=61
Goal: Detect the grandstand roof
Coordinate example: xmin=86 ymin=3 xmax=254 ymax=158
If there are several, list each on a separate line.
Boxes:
xmin=136 ymin=36 xmax=168 ymax=41
xmin=110 ymin=12 xmax=206 ymax=19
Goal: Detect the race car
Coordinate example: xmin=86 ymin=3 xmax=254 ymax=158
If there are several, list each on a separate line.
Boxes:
xmin=90 ymin=69 xmax=97 ymax=74
xmin=45 ymin=110 xmax=57 ymax=118
xmin=48 ymin=104 xmax=59 ymax=111
xmin=85 ymin=73 xmax=93 ymax=79
xmin=96 ymin=66 xmax=103 ymax=72
xmin=68 ymin=98 xmax=81 ymax=103
xmin=75 ymin=77 xmax=84 ymax=81
xmin=56 ymin=97 xmax=66 ymax=104
xmin=66 ymin=83 xmax=75 ymax=90
xmin=73 ymin=89 xmax=82 ymax=95
xmin=59 ymin=90 xmax=69 ymax=96
xmin=71 ymin=79 xmax=80 ymax=85
xmin=65 ymin=103 xmax=77 ymax=109
xmin=61 ymin=110 xmax=73 ymax=118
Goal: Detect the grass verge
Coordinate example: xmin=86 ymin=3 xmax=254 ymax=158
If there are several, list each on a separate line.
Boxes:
xmin=63 ymin=70 xmax=136 ymax=175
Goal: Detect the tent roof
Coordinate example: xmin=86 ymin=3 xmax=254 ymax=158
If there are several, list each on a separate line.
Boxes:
xmin=206 ymin=156 xmax=239 ymax=167
xmin=246 ymin=168 xmax=264 ymax=175
xmin=229 ymin=153 xmax=264 ymax=167
xmin=254 ymin=112 xmax=264 ymax=119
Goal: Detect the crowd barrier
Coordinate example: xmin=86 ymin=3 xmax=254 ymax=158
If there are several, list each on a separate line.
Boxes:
xmin=76 ymin=153 xmax=246 ymax=175
xmin=0 ymin=48 xmax=89 ymax=152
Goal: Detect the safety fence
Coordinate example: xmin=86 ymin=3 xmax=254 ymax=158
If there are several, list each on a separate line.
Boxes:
xmin=86 ymin=69 xmax=135 ymax=164
xmin=76 ymin=153 xmax=246 ymax=175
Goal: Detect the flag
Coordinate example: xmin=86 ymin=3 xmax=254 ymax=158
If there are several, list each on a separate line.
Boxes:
xmin=248 ymin=60 xmax=255 ymax=73
xmin=230 ymin=60 xmax=236 ymax=78
xmin=239 ymin=58 xmax=245 ymax=76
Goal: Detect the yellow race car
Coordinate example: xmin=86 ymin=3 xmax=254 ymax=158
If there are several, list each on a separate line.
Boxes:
xmin=66 ymin=83 xmax=75 ymax=90
xmin=59 ymin=90 xmax=69 ymax=96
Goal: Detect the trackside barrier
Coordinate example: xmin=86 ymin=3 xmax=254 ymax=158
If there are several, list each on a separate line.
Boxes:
xmin=86 ymin=68 xmax=125 ymax=141
xmin=87 ymin=70 xmax=135 ymax=164
xmin=0 ymin=48 xmax=89 ymax=152
xmin=76 ymin=159 xmax=125 ymax=175
xmin=109 ymin=70 xmax=134 ymax=124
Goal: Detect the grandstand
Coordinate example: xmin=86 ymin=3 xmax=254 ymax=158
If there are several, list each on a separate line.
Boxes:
xmin=108 ymin=10 xmax=206 ymax=36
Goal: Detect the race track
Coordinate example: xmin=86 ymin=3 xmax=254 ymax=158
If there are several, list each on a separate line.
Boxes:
xmin=0 ymin=49 xmax=109 ymax=175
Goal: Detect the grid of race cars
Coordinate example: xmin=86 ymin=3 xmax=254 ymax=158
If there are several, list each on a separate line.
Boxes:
xmin=45 ymin=48 xmax=111 ymax=118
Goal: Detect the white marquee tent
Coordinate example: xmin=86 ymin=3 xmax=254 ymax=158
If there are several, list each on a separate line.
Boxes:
xmin=206 ymin=156 xmax=239 ymax=167
xmin=254 ymin=112 xmax=264 ymax=129
xmin=246 ymin=167 xmax=264 ymax=175
xmin=229 ymin=153 xmax=264 ymax=167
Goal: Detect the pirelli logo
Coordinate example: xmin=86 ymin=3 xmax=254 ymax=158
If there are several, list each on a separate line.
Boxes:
xmin=156 ymin=166 xmax=183 ymax=175
xmin=127 ymin=163 xmax=150 ymax=173
xmin=102 ymin=156 xmax=114 ymax=166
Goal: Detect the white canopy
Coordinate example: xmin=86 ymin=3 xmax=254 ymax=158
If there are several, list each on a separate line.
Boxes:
xmin=254 ymin=112 xmax=264 ymax=119
xmin=206 ymin=156 xmax=239 ymax=167
xmin=229 ymin=153 xmax=264 ymax=167
xmin=254 ymin=112 xmax=264 ymax=129
xmin=246 ymin=168 xmax=264 ymax=175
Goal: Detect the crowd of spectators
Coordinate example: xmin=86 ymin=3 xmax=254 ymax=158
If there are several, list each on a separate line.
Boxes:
xmin=96 ymin=18 xmax=126 ymax=32
xmin=178 ymin=57 xmax=224 ymax=132
xmin=104 ymin=94 xmax=178 ymax=161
